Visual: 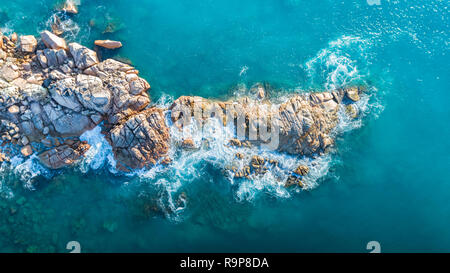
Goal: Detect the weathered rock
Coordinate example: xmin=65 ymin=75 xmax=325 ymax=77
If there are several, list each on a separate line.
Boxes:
xmin=293 ymin=165 xmax=309 ymax=176
xmin=43 ymin=49 xmax=59 ymax=67
xmin=94 ymin=40 xmax=123 ymax=49
xmin=48 ymin=77 xmax=83 ymax=112
xmin=250 ymin=155 xmax=265 ymax=169
xmin=285 ymin=175 xmax=304 ymax=188
xmin=8 ymin=105 xmax=20 ymax=114
xmin=181 ymin=139 xmax=196 ymax=149
xmin=68 ymin=42 xmax=99 ymax=70
xmin=345 ymin=87 xmax=360 ymax=102
xmin=0 ymin=152 xmax=9 ymax=162
xmin=61 ymin=0 xmax=78 ymax=14
xmin=170 ymin=90 xmax=345 ymax=156
xmin=44 ymin=104 xmax=94 ymax=136
xmin=276 ymin=93 xmax=341 ymax=156
xmin=0 ymin=64 xmax=20 ymax=82
xmin=19 ymin=35 xmax=38 ymax=53
xmin=229 ymin=139 xmax=242 ymax=147
xmin=40 ymin=30 xmax=67 ymax=50
xmin=21 ymin=136 xmax=29 ymax=145
xmin=36 ymin=50 xmax=48 ymax=68
xmin=345 ymin=104 xmax=358 ymax=119
xmin=0 ymin=25 xmax=366 ymax=177
xmin=10 ymin=33 xmax=18 ymax=43
xmin=21 ymin=145 xmax=33 ymax=157
xmin=75 ymin=74 xmax=112 ymax=113
xmin=39 ymin=141 xmax=90 ymax=169
xmin=0 ymin=49 xmax=6 ymax=60
xmin=107 ymin=107 xmax=170 ymax=170
xmin=129 ymin=78 xmax=150 ymax=95
xmin=56 ymin=49 xmax=68 ymax=65
xmin=257 ymin=88 xmax=265 ymax=99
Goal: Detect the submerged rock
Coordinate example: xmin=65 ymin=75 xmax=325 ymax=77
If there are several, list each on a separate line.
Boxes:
xmin=345 ymin=104 xmax=358 ymax=119
xmin=293 ymin=165 xmax=309 ymax=176
xmin=181 ymin=139 xmax=196 ymax=149
xmin=62 ymin=0 xmax=78 ymax=14
xmin=345 ymin=86 xmax=360 ymax=102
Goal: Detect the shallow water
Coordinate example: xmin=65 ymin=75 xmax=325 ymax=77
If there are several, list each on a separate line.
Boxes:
xmin=0 ymin=0 xmax=449 ymax=252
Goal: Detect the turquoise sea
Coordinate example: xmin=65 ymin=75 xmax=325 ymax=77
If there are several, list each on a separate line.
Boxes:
xmin=0 ymin=0 xmax=449 ymax=252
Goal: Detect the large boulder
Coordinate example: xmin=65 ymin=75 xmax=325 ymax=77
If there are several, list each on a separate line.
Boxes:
xmin=82 ymin=59 xmax=151 ymax=124
xmin=68 ymin=42 xmax=99 ymax=70
xmin=43 ymin=48 xmax=59 ymax=67
xmin=48 ymin=77 xmax=83 ymax=112
xmin=345 ymin=87 xmax=360 ymax=102
xmin=107 ymin=107 xmax=170 ymax=170
xmin=276 ymin=93 xmax=340 ymax=156
xmin=42 ymin=103 xmax=94 ymax=136
xmin=40 ymin=30 xmax=67 ymax=50
xmin=94 ymin=40 xmax=123 ymax=49
xmin=19 ymin=35 xmax=38 ymax=53
xmin=75 ymin=74 xmax=112 ymax=114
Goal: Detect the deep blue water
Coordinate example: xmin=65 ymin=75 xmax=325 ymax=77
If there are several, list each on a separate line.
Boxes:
xmin=0 ymin=0 xmax=449 ymax=252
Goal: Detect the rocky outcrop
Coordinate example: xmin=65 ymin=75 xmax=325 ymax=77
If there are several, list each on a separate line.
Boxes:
xmin=168 ymin=88 xmax=352 ymax=157
xmin=0 ymin=27 xmax=365 ymax=185
xmin=0 ymin=30 xmax=165 ymax=170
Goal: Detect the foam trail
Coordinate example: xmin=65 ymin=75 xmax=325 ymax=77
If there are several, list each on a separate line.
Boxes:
xmin=305 ymin=35 xmax=369 ymax=91
xmin=42 ymin=13 xmax=81 ymax=42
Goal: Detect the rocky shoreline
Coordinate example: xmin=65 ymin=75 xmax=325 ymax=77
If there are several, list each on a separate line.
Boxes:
xmin=0 ymin=29 xmax=365 ymax=188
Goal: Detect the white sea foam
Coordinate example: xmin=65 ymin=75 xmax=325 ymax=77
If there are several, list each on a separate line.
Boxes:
xmin=305 ymin=35 xmax=370 ymax=91
xmin=79 ymin=125 xmax=117 ymax=173
xmin=43 ymin=13 xmax=81 ymax=42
